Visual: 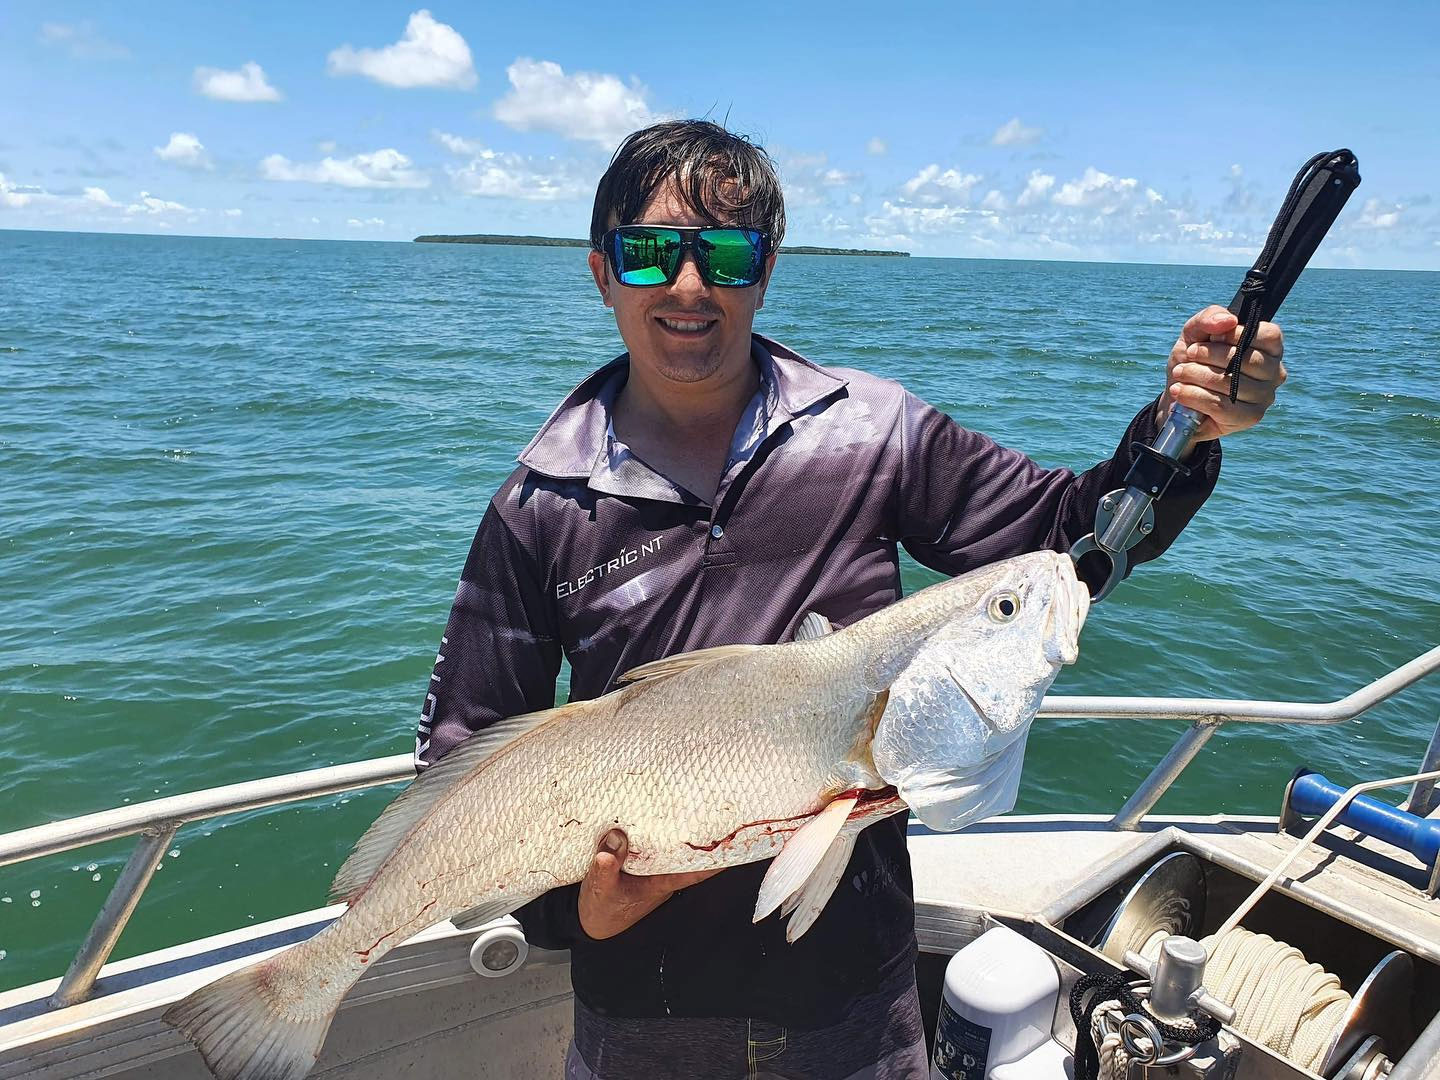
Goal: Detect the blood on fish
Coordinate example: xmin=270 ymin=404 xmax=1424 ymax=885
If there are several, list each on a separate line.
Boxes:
xmin=684 ymin=810 xmax=816 ymax=852
xmin=355 ymin=899 xmax=436 ymax=962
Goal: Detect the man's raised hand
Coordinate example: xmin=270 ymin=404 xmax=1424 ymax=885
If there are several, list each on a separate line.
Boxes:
xmin=1159 ymin=305 xmax=1286 ymax=441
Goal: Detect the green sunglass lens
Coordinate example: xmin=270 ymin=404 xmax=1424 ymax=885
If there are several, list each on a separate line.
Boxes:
xmin=615 ymin=229 xmax=680 ymax=285
xmin=700 ymin=230 xmax=763 ymax=286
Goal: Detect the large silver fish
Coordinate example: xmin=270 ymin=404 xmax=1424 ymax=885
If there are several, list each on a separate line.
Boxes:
xmin=165 ymin=549 xmax=1088 ymax=1080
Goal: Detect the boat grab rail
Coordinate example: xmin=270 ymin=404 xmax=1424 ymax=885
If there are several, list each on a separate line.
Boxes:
xmin=2 ymin=641 xmax=1437 ymax=1008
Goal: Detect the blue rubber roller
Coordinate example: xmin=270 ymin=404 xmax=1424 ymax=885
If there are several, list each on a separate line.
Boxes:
xmin=1289 ymin=770 xmax=1440 ymax=866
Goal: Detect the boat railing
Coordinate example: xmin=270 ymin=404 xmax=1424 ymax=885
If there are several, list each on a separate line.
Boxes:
xmin=2 ymin=642 xmax=1437 ymax=1011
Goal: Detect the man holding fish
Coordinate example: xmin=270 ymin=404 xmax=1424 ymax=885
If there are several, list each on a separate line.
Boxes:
xmin=413 ymin=121 xmax=1286 ymax=1078
xmin=164 ymin=121 xmax=1287 ymax=1080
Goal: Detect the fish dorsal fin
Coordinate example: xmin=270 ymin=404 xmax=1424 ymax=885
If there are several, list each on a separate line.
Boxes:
xmin=794 ymin=612 xmax=834 ymax=641
xmin=617 ymin=643 xmax=762 ymax=686
xmin=329 ymin=702 xmax=579 ymax=904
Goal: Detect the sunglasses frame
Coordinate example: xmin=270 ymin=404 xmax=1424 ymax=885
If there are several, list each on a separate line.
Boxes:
xmin=600 ymin=225 xmax=771 ymax=289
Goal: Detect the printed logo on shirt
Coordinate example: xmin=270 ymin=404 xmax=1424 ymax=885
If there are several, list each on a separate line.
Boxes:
xmin=557 ymin=537 xmax=662 ymax=599
xmin=415 ymin=635 xmax=447 ymax=768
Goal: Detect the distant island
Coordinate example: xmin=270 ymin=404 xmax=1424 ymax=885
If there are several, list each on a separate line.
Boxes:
xmin=414 ymin=233 xmax=908 ymax=257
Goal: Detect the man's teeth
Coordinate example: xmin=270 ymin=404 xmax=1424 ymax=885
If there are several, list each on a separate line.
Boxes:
xmin=660 ymin=318 xmax=711 ymax=332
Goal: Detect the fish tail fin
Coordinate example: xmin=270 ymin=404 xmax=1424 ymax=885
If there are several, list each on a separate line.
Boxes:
xmin=162 ymin=952 xmax=345 ymax=1080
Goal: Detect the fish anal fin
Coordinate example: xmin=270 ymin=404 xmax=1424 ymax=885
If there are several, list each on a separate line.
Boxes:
xmin=617 ymin=643 xmax=763 ymax=686
xmin=794 ymin=612 xmax=834 ymax=641
xmin=753 ymin=793 xmax=859 ymax=925
xmin=329 ymin=701 xmax=585 ymax=905
xmin=450 ymin=902 xmax=519 ymax=933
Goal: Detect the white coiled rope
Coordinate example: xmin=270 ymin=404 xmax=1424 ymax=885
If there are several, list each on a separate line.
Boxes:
xmin=1122 ymin=927 xmax=1351 ymax=1074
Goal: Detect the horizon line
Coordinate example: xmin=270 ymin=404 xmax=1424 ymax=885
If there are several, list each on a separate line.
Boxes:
xmin=3 ymin=226 xmax=1435 ymax=275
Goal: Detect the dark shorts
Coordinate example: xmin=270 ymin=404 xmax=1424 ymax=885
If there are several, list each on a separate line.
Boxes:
xmin=564 ymin=965 xmax=928 ymax=1080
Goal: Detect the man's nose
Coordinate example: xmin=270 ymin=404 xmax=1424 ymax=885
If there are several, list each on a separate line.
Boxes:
xmin=668 ymin=251 xmax=710 ymax=297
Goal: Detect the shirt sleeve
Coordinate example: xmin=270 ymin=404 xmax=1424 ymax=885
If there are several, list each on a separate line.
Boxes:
xmin=897 ymin=392 xmax=1220 ymax=580
xmin=415 ymin=493 xmax=583 ymax=949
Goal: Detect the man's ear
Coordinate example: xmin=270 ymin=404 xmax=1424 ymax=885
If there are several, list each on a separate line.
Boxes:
xmin=754 ymin=252 xmax=778 ymax=311
xmin=588 ymin=250 xmax=613 ymax=308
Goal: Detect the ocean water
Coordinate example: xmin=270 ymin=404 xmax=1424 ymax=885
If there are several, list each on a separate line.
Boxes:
xmin=1 ymin=229 xmax=1437 ymax=992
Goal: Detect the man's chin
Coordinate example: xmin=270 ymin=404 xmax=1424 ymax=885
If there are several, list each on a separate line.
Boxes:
xmin=643 ymin=337 xmax=729 ymax=383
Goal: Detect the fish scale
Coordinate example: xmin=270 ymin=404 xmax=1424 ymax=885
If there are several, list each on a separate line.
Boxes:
xmin=164 ymin=549 xmax=1087 ymax=1080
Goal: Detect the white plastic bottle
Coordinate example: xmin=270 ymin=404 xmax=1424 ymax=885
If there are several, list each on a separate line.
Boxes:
xmin=931 ymin=925 xmax=1063 ymax=1080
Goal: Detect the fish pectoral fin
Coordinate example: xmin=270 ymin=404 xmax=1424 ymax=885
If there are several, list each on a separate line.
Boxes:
xmin=778 ymin=825 xmax=857 ymax=942
xmin=794 ymin=612 xmax=834 ymax=641
xmin=617 ymin=643 xmax=763 ymax=686
xmin=753 ymin=793 xmax=859 ymax=925
xmin=450 ymin=901 xmax=519 ymax=933
xmin=778 ymin=792 xmax=906 ymax=941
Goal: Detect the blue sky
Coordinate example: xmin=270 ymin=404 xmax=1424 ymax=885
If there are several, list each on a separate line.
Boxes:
xmin=3 ymin=1 xmax=1437 ymax=268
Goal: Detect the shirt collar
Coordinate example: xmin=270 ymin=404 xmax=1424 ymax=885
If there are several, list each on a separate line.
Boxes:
xmin=517 ymin=334 xmax=848 ymax=488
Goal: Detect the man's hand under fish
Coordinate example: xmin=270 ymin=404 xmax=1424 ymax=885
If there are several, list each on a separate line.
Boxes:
xmin=580 ymin=827 xmax=723 ymax=939
xmin=163 ymin=549 xmax=1089 ymax=1080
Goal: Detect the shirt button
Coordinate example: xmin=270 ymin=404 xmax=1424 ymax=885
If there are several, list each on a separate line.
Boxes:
xmin=710 ymin=524 xmax=724 ymax=539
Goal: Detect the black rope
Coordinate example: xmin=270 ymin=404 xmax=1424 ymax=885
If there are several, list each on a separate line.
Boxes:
xmin=1222 ymin=149 xmax=1360 ymax=402
xmin=1068 ymin=971 xmax=1222 ymax=1080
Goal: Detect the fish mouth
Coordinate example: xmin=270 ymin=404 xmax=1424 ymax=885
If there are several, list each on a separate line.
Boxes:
xmin=1043 ymin=563 xmax=1090 ymax=665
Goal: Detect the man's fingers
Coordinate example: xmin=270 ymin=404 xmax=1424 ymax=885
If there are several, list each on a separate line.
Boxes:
xmin=585 ymin=830 xmax=627 ymax=889
xmin=1170 ymin=363 xmax=1279 ymax=406
xmin=1195 ymin=318 xmax=1284 ymax=354
xmin=1178 ymin=341 xmax=1286 ymax=382
xmin=1180 ymin=305 xmax=1237 ymax=345
xmin=1169 ymin=381 xmax=1268 ymax=426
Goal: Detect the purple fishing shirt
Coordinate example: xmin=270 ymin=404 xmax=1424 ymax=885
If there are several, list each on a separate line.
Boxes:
xmin=417 ymin=334 xmax=1219 ymax=1027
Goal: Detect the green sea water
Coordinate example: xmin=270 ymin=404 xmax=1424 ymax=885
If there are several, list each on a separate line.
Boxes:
xmin=1 ymin=229 xmax=1437 ymax=991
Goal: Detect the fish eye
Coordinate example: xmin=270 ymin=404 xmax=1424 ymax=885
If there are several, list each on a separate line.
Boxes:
xmin=988 ymin=592 xmax=1020 ymax=622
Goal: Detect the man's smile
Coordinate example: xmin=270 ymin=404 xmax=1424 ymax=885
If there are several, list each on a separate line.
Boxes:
xmin=654 ymin=314 xmax=719 ymax=338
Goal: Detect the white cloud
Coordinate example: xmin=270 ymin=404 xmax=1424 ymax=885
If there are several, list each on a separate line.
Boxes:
xmin=39 ymin=21 xmax=129 ymax=60
xmin=991 ymin=117 xmax=1043 ymax=147
xmin=83 ymin=186 xmax=120 ymax=208
xmin=1179 ymin=221 xmax=1233 ymax=243
xmin=1 ymin=173 xmax=46 ymax=208
xmin=434 ymin=132 xmax=589 ymax=201
xmin=347 ymin=217 xmax=386 ymax=228
xmin=126 ymin=191 xmax=191 ymax=215
xmin=224 ymin=208 xmax=243 ymax=217
xmin=981 ymin=189 xmax=1007 ymax=211
xmin=327 ymin=10 xmax=476 ymax=90
xmin=866 ymin=199 xmax=974 ymax=236
xmin=493 ymin=58 xmax=669 ymax=146
xmin=1015 ymin=170 xmax=1055 ymax=207
xmin=260 ymin=148 xmax=429 ymax=189
xmin=1356 ymin=197 xmax=1402 ymax=229
xmin=154 ymin=132 xmax=211 ymax=169
xmin=866 ymin=137 xmax=888 ymax=156
xmin=780 ymin=153 xmax=861 ymax=208
xmin=435 ymin=132 xmax=485 ymax=156
xmin=195 ymin=61 xmax=282 ymax=103
xmin=1 ymin=174 xmax=204 ymax=222
xmin=1052 ymin=166 xmax=1153 ymax=212
xmin=900 ymin=164 xmax=983 ymax=205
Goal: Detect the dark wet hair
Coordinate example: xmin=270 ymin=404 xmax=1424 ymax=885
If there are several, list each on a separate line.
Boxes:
xmin=589 ymin=120 xmax=786 ymax=249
